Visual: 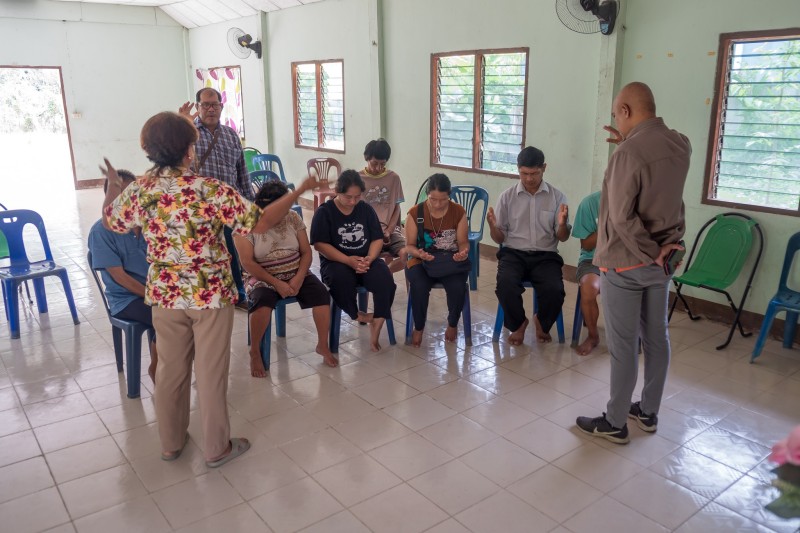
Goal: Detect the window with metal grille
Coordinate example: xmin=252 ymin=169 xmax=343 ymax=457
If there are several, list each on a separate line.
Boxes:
xmin=705 ymin=30 xmax=800 ymax=215
xmin=431 ymin=48 xmax=528 ymax=176
xmin=292 ymin=60 xmax=344 ymax=152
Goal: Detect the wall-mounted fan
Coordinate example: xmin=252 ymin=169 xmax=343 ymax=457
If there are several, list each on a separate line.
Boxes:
xmin=555 ymin=0 xmax=619 ymax=35
xmin=227 ymin=27 xmax=262 ymax=59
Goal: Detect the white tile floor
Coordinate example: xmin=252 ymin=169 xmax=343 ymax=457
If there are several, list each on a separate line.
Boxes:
xmin=1 ymin=188 xmax=800 ymax=532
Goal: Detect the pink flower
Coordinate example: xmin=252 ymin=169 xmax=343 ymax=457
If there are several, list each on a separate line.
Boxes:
xmin=769 ymin=426 xmax=800 ymax=465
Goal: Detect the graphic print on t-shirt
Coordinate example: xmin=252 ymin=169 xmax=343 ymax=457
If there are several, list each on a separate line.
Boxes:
xmin=338 ymin=222 xmax=367 ymax=250
xmin=364 ymin=184 xmax=390 ymax=205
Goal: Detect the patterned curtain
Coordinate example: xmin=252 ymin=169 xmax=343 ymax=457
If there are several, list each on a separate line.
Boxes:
xmin=194 ymin=66 xmax=245 ymax=141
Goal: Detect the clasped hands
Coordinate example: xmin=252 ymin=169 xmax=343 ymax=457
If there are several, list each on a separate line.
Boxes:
xmin=347 ymin=255 xmax=374 ymax=274
xmin=273 ymin=276 xmax=304 ymax=298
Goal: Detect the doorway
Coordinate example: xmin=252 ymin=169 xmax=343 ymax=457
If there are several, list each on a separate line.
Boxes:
xmin=0 ymin=66 xmax=76 ymax=209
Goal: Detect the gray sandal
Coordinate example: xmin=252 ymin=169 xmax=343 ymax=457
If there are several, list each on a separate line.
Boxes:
xmin=206 ymin=438 xmax=251 ymax=468
xmin=161 ymin=433 xmax=190 ymax=462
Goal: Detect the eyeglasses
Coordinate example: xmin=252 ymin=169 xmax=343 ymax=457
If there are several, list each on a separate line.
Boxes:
xmin=198 ymin=102 xmax=222 ymax=110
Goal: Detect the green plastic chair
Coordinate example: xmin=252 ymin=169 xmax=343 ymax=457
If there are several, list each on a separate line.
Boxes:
xmin=414 ymin=178 xmax=429 ymax=204
xmin=668 ymin=212 xmax=763 ymax=350
xmin=243 ymin=147 xmax=261 ymax=174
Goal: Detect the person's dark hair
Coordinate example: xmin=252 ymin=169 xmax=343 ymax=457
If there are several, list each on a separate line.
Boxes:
xmin=517 ymin=146 xmax=545 ymax=168
xmin=140 ymin=112 xmax=199 ymax=171
xmin=196 ymin=87 xmax=222 ymax=103
xmin=363 ymin=138 xmax=391 ymax=161
xmin=425 ymin=173 xmax=451 ymax=194
xmin=103 ymin=169 xmax=136 ymax=193
xmin=254 ymin=180 xmax=289 ymax=209
xmin=335 ymin=169 xmax=366 ymax=193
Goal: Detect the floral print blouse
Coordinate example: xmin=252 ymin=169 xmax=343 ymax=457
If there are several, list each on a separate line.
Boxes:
xmin=105 ymin=168 xmax=261 ymax=309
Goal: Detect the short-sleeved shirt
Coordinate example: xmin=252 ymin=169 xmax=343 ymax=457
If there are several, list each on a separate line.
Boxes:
xmin=193 ymin=118 xmax=254 ymax=201
xmin=244 ymin=211 xmax=305 ymax=293
xmin=494 ymin=180 xmax=570 ymax=252
xmin=572 ymin=191 xmax=601 ymax=265
xmin=104 ymin=168 xmax=261 ymax=309
xmin=360 ymin=169 xmax=404 ymax=232
xmin=406 ymin=201 xmax=465 ymax=268
xmin=309 ymin=199 xmax=383 ymax=267
xmin=87 ymin=220 xmax=149 ymax=316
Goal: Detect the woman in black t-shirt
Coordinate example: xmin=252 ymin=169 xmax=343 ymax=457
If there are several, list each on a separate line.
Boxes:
xmin=310 ymin=170 xmax=397 ymax=352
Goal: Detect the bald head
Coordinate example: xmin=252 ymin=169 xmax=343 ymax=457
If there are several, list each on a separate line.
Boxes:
xmin=612 ymin=82 xmax=657 ymax=137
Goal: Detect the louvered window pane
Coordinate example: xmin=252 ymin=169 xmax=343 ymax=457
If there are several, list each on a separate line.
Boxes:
xmin=481 ymin=52 xmax=526 ymax=173
xmin=713 ymin=37 xmax=800 ymax=211
xmin=296 ymin=63 xmax=318 ymax=147
xmin=436 ymin=55 xmax=475 ymax=168
xmin=321 ymin=61 xmax=344 ymax=150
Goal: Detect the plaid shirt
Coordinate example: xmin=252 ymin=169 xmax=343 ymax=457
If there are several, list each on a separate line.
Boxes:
xmin=193 ymin=118 xmax=254 ymax=201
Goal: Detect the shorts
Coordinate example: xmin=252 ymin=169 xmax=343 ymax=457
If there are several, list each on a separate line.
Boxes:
xmin=248 ymin=274 xmax=330 ymax=312
xmin=113 ymin=298 xmax=153 ymax=327
xmin=576 ymin=259 xmax=601 ymax=282
xmin=382 ymin=227 xmax=406 ymax=257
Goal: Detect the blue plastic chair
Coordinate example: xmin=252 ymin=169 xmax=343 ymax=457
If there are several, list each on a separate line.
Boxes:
xmin=571 ymin=289 xmax=583 ymax=347
xmin=252 ymin=154 xmax=293 ymax=188
xmin=87 ymin=251 xmax=152 ymax=399
xmin=0 ymin=203 xmax=33 ymax=310
xmin=450 ymin=186 xmax=489 ymax=291
xmin=249 ymin=170 xmax=303 ymax=217
xmin=752 ymin=231 xmax=800 ymax=362
xmin=491 ymin=283 xmax=565 ymax=343
xmin=405 ymin=281 xmax=472 ymax=346
xmin=246 ymin=296 xmax=298 ymax=372
xmin=329 ymin=286 xmax=397 ymax=353
xmin=0 ymin=210 xmax=79 ymax=339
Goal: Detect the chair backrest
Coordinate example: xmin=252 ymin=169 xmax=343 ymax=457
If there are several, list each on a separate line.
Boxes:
xmin=252 ymin=154 xmax=287 ymax=183
xmin=414 ymin=178 xmax=430 ymax=204
xmin=450 ymin=186 xmax=489 ymax=238
xmin=243 ymin=147 xmax=262 ymax=174
xmin=778 ymin=231 xmax=800 ymax=293
xmin=86 ymin=251 xmax=114 ymax=320
xmin=683 ymin=213 xmax=758 ymax=289
xmin=0 ymin=209 xmax=54 ymax=269
xmin=307 ymin=158 xmax=341 ymax=186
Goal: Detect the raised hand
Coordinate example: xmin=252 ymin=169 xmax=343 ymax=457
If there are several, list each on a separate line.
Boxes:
xmin=298 ymin=175 xmax=321 ymax=193
xmin=99 ymin=158 xmax=122 ymax=191
xmin=557 ymin=204 xmax=569 ymax=226
xmin=603 ymin=125 xmax=623 ymax=144
xmin=179 ymin=102 xmax=198 ymax=120
xmin=486 ymin=207 xmax=497 ymax=227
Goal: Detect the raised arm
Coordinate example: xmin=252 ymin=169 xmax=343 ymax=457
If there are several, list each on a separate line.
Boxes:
xmin=252 ymin=176 xmax=319 ymax=233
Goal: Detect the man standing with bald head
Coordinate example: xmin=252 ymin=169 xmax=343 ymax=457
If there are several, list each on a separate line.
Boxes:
xmin=576 ymin=82 xmax=690 ymax=444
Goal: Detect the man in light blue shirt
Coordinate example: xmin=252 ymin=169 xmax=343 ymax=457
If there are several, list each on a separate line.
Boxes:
xmin=487 ymin=146 xmax=570 ymax=345
xmin=88 ymin=171 xmax=158 ymax=382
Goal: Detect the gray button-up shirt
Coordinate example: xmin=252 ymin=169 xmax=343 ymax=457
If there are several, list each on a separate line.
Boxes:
xmin=495 ymin=180 xmax=570 ymax=252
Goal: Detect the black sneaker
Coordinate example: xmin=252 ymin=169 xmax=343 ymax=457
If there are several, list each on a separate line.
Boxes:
xmin=576 ymin=413 xmax=630 ymax=444
xmin=628 ymin=402 xmax=658 ymax=433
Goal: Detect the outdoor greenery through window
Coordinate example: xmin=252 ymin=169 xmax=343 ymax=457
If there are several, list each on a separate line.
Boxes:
xmin=432 ymin=48 xmax=528 ymax=175
xmin=292 ymin=60 xmax=344 ymax=152
xmin=706 ymin=31 xmax=800 ymax=213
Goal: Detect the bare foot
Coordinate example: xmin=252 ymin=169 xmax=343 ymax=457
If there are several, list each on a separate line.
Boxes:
xmin=370 ymin=320 xmax=383 ymax=352
xmin=249 ymin=350 xmax=268 ymax=378
xmin=508 ymin=318 xmax=529 ymax=346
xmin=411 ymin=329 xmax=424 ymax=347
xmin=445 ymin=326 xmax=457 ymax=343
xmin=575 ymin=335 xmax=600 ymax=356
xmin=533 ymin=315 xmax=552 ymax=343
xmin=316 ymin=343 xmax=339 ymax=367
xmin=357 ymin=311 xmax=374 ymax=324
xmin=148 ymin=363 xmax=157 ymax=384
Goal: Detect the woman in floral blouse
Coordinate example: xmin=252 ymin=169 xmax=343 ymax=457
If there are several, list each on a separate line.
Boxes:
xmin=102 ymin=111 xmax=318 ymax=468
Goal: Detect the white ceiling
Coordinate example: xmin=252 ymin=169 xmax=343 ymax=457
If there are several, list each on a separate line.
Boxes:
xmin=51 ymin=0 xmax=327 ymax=28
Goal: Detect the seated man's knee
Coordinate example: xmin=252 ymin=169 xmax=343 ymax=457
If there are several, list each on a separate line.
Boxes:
xmin=580 ymin=275 xmax=601 ymax=301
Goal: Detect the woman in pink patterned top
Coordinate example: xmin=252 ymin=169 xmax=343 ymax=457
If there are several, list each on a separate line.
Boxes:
xmin=102 ymin=111 xmax=318 ymax=468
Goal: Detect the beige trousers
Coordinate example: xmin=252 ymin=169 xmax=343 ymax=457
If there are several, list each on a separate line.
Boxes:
xmin=152 ymin=306 xmax=234 ymax=461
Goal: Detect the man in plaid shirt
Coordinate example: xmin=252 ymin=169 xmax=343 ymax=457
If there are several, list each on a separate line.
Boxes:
xmin=180 ymin=88 xmax=254 ymax=307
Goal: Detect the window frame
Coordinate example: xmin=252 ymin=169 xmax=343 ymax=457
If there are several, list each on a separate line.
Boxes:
xmin=703 ymin=28 xmax=800 ymax=217
xmin=430 ymin=47 xmax=530 ymax=178
xmin=291 ymin=59 xmax=345 ymax=154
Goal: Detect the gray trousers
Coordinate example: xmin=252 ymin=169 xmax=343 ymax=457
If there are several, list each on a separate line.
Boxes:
xmin=601 ymin=265 xmax=671 ymax=428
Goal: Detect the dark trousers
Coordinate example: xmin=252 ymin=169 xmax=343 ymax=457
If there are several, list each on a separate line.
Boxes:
xmin=406 ymin=264 xmax=468 ymax=331
xmin=321 ymin=259 xmax=396 ymax=320
xmin=224 ymin=227 xmax=245 ymax=301
xmin=496 ymin=248 xmax=564 ymax=333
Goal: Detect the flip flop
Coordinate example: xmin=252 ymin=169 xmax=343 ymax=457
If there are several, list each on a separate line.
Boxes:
xmin=205 ymin=438 xmax=251 ymax=468
xmin=161 ymin=433 xmax=190 ymax=462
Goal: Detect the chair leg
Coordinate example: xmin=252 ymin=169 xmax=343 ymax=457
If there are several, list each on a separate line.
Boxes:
xmin=125 ymin=331 xmax=143 ymax=399
xmin=492 ymin=304 xmax=504 ymax=343
xmin=556 ymin=311 xmax=565 ymax=344
xmin=276 ymin=302 xmax=287 ymax=338
xmin=1 ymin=282 xmax=8 ymax=322
xmin=571 ymin=290 xmax=583 ymax=347
xmin=405 ymin=294 xmax=414 ymax=345
xmin=463 ymin=288 xmax=472 ymax=347
xmin=784 ymin=311 xmax=798 ymax=349
xmin=468 ymin=242 xmax=478 ymax=291
xmin=58 ymin=272 xmax=80 ymax=325
xmin=716 ymin=290 xmax=751 ymax=350
xmin=260 ymin=317 xmax=272 ymax=372
xmin=111 ymin=326 xmax=124 ymax=372
xmin=23 ymin=281 xmax=33 ymax=305
xmin=329 ymin=300 xmax=341 ymax=353
xmin=32 ymin=278 xmax=48 ymax=313
xmin=3 ymin=280 xmax=21 ymax=339
xmin=752 ymin=303 xmax=778 ymax=362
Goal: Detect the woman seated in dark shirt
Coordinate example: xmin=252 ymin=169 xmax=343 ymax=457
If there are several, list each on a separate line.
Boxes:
xmin=310 ymin=170 xmax=397 ymax=352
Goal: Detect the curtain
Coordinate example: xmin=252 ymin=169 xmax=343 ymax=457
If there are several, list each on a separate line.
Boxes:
xmin=194 ymin=66 xmax=245 ymax=141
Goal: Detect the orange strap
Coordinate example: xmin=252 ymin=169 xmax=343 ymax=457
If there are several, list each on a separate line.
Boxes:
xmin=599 ymin=262 xmax=647 ymax=273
